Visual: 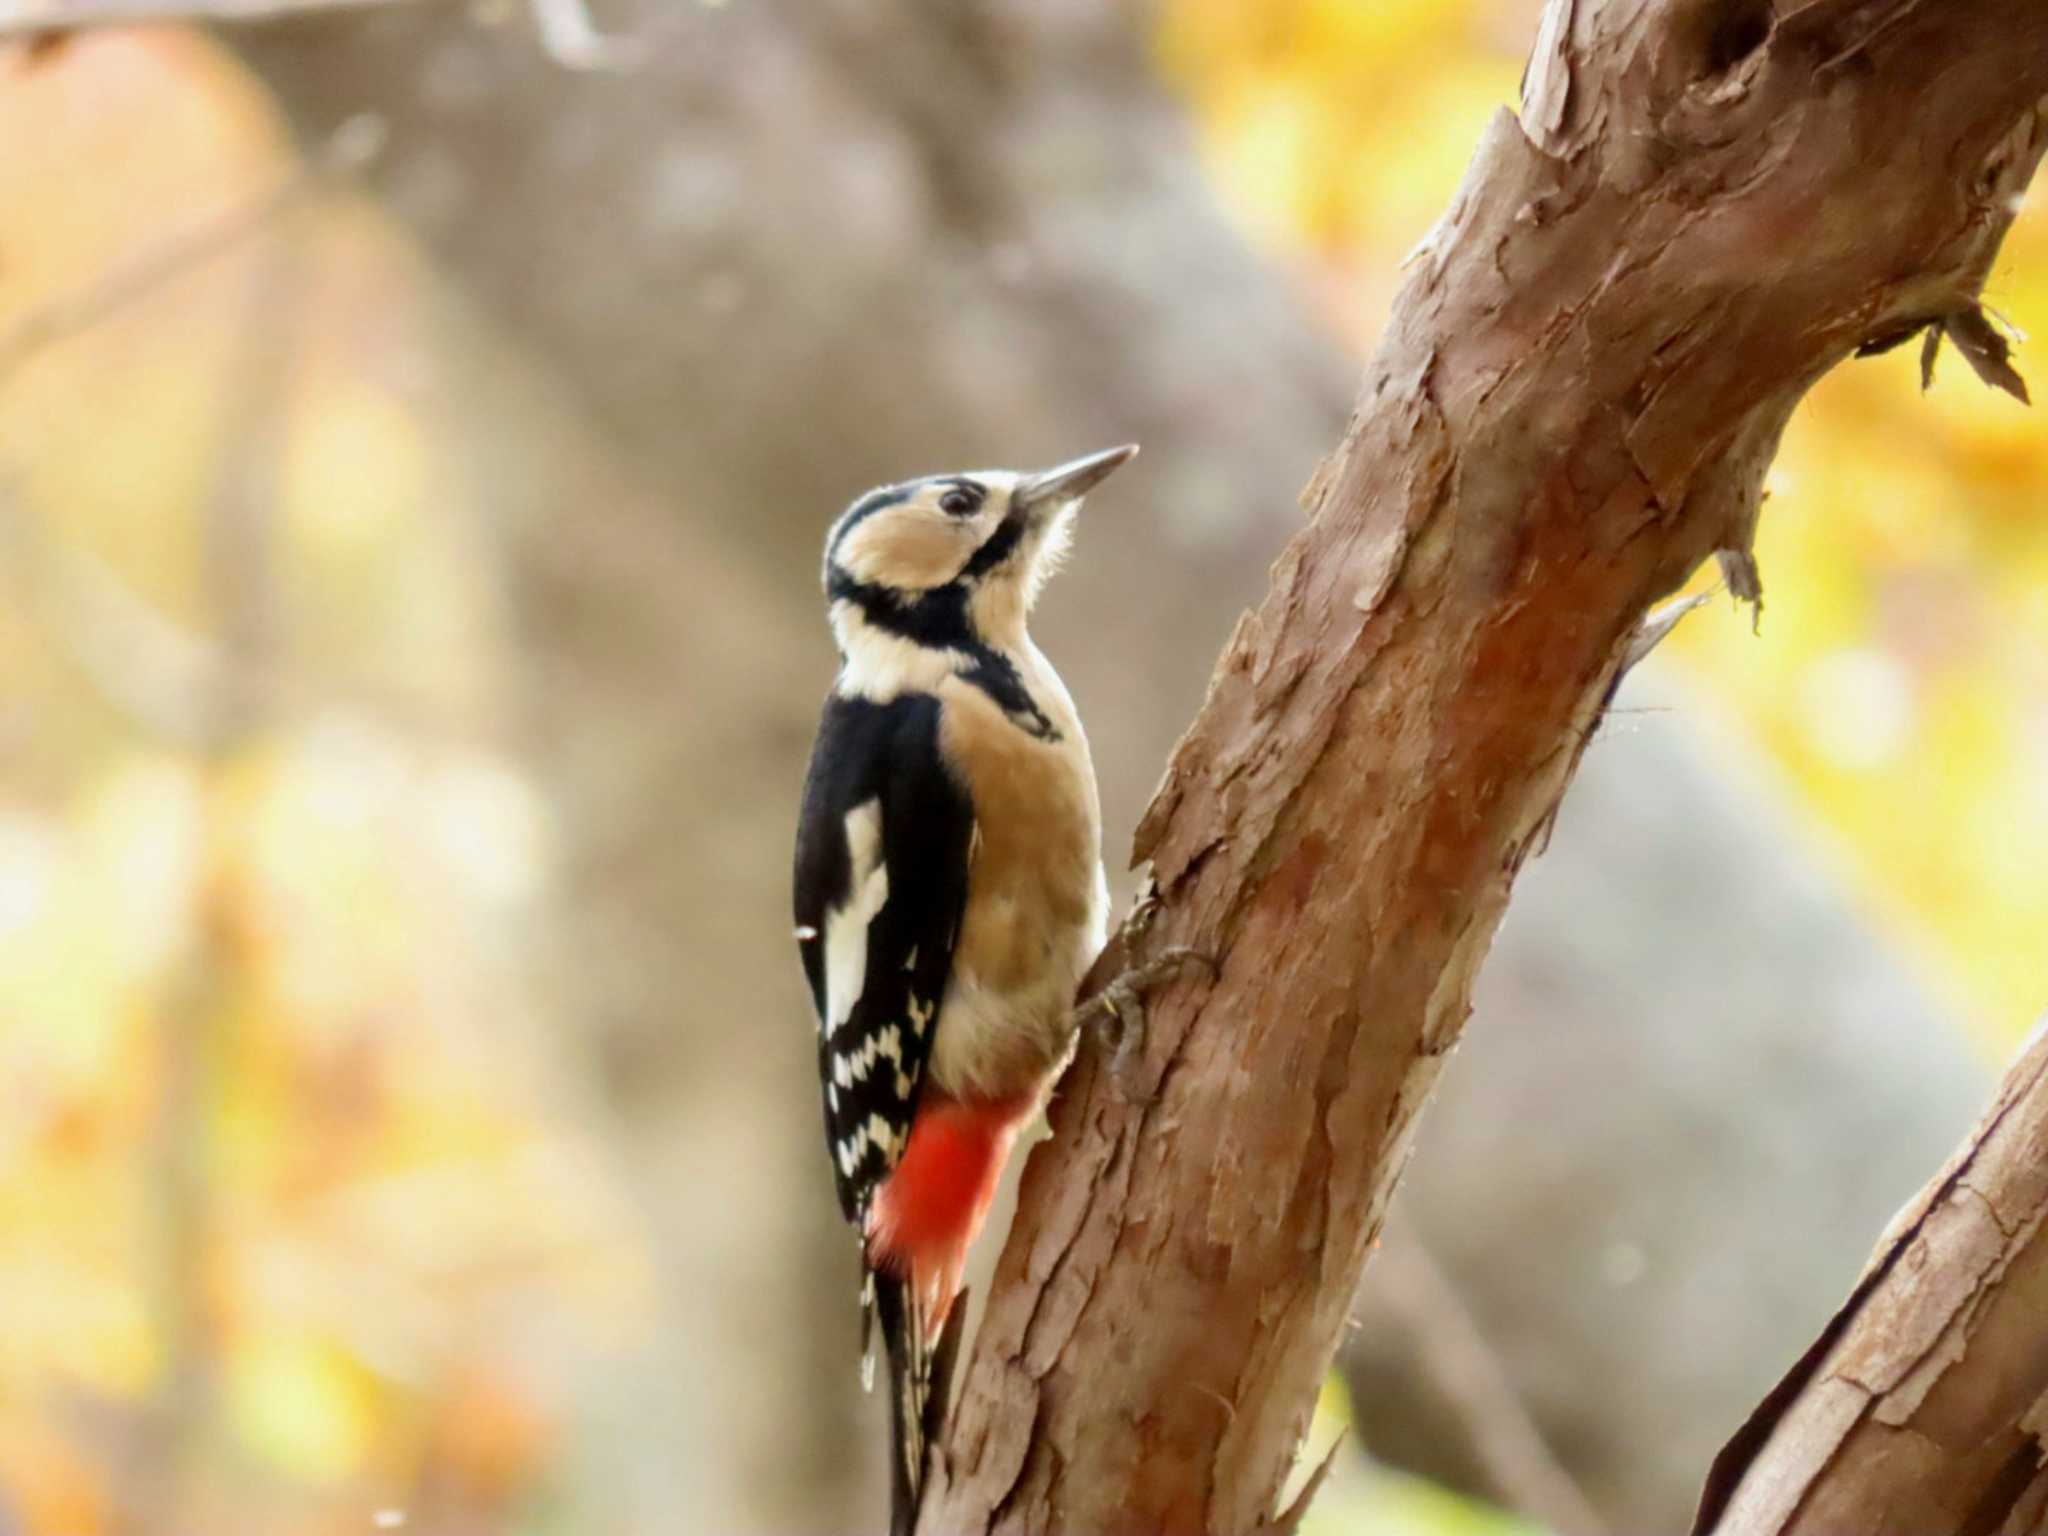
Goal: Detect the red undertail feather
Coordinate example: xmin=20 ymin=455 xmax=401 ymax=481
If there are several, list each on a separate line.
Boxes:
xmin=868 ymin=1092 xmax=1033 ymax=1331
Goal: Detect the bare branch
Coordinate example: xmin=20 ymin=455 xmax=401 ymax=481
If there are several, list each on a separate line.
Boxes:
xmin=1364 ymin=1225 xmax=1610 ymax=1536
xmin=1694 ymin=1019 xmax=2048 ymax=1534
xmin=0 ymin=114 xmax=382 ymax=382
xmin=925 ymin=2 xmax=2048 ymax=1530
xmin=0 ymin=490 xmax=510 ymax=750
xmin=0 ymin=487 xmax=219 ymax=746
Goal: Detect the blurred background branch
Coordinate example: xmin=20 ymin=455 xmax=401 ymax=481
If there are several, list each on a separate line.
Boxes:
xmin=1349 ymin=1222 xmax=1608 ymax=1536
xmin=0 ymin=0 xmax=635 ymax=69
xmin=0 ymin=112 xmax=379 ymax=380
xmin=0 ymin=0 xmax=413 ymax=30
xmin=129 ymin=162 xmax=302 ymax=1534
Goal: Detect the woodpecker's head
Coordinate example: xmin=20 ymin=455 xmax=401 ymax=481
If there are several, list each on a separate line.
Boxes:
xmin=824 ymin=444 xmax=1137 ymax=652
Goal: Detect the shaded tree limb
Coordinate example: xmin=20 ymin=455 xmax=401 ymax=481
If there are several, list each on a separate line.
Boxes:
xmin=921 ymin=2 xmax=2048 ymax=1529
xmin=1695 ymin=1019 xmax=2048 ymax=1534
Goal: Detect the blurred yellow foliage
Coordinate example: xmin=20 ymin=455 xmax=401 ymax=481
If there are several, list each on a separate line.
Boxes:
xmin=1159 ymin=0 xmax=2048 ymax=1043
xmin=0 ymin=29 xmax=652 ymax=1532
xmin=0 ymin=1420 xmax=111 ymax=1536
xmin=226 ymin=1327 xmax=383 ymax=1483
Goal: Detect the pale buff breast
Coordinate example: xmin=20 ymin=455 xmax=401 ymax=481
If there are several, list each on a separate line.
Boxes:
xmin=928 ymin=653 xmax=1108 ymax=1102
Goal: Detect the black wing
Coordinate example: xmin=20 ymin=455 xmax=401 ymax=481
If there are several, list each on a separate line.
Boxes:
xmin=793 ymin=692 xmax=974 ymax=1225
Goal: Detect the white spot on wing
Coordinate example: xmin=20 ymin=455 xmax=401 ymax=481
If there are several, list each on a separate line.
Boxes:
xmin=795 ymin=924 xmax=819 ymax=942
xmin=865 ymin=1113 xmax=902 ymax=1163
xmin=836 ymin=1124 xmax=867 ymax=1177
xmin=832 ymin=1021 xmax=918 ymax=1101
xmin=824 ymin=799 xmax=888 ymax=1037
xmin=872 ymin=1024 xmax=914 ymax=1099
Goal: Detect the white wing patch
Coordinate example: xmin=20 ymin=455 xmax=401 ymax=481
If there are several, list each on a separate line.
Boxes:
xmin=824 ymin=798 xmax=889 ymax=1037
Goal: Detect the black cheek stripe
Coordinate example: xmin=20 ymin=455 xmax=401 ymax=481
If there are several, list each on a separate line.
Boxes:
xmin=825 ymin=569 xmax=1061 ymax=743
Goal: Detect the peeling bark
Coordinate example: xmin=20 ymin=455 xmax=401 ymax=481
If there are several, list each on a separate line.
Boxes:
xmin=1696 ymin=1023 xmax=2048 ymax=1535
xmin=924 ymin=3 xmax=2048 ymax=1530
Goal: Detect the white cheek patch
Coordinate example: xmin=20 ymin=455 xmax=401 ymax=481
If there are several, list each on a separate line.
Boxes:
xmin=836 ymin=509 xmax=973 ymax=591
xmin=824 ymin=799 xmax=889 ymax=1036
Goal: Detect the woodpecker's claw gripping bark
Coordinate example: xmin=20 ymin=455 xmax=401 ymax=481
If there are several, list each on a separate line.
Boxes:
xmin=1078 ymin=946 xmax=1217 ymax=1099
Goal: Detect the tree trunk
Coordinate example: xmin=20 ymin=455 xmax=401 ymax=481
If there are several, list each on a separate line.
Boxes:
xmin=923 ymin=4 xmax=2048 ymax=1529
xmin=1695 ymin=1022 xmax=2048 ymax=1535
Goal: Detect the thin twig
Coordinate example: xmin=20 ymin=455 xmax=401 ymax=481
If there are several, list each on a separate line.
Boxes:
xmin=0 ymin=114 xmax=383 ymax=383
xmin=1253 ymin=1434 xmax=1347 ymax=1536
xmin=0 ymin=492 xmax=218 ymax=746
xmin=1365 ymin=1222 xmax=1611 ymax=1536
xmin=0 ymin=489 xmax=509 ymax=750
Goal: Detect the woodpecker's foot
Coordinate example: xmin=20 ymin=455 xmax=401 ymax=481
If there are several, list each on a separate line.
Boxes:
xmin=1079 ymin=946 xmax=1217 ymax=1100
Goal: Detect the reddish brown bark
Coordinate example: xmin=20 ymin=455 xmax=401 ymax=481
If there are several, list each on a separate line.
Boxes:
xmin=1696 ymin=1024 xmax=2048 ymax=1535
xmin=924 ymin=3 xmax=2048 ymax=1530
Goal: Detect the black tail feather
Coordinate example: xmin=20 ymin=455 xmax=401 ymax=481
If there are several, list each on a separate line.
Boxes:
xmin=873 ymin=1270 xmax=925 ymax=1536
xmin=871 ymin=1273 xmax=970 ymax=1536
xmin=925 ymin=1287 xmax=969 ymax=1454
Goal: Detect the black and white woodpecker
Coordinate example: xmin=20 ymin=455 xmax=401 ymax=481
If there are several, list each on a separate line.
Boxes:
xmin=793 ymin=444 xmax=1138 ymax=1535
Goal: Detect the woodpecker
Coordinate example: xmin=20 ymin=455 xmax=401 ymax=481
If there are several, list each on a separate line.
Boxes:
xmin=793 ymin=444 xmax=1136 ymax=1535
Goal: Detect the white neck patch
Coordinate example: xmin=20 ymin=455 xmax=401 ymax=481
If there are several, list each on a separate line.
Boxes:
xmin=831 ymin=602 xmax=967 ymax=702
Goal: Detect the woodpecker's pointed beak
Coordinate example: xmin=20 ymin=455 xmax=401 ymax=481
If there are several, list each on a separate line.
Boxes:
xmin=1013 ymin=444 xmax=1139 ymax=514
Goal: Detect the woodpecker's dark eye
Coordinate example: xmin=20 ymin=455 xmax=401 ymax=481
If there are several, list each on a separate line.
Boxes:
xmin=939 ymin=486 xmax=982 ymax=517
